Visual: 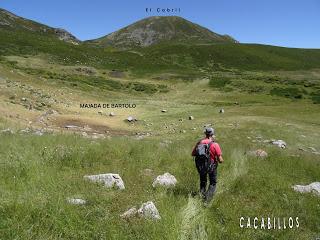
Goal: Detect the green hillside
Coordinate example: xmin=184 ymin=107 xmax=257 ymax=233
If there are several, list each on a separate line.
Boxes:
xmin=0 ymin=8 xmax=79 ymax=44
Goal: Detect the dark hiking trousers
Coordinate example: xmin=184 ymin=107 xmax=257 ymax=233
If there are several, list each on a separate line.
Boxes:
xmin=195 ymin=159 xmax=218 ymax=202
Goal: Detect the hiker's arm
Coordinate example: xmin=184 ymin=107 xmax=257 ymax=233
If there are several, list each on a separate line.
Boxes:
xmin=191 ymin=141 xmax=200 ymax=156
xmin=214 ymin=143 xmax=223 ymax=163
xmin=191 ymin=145 xmax=196 ymax=156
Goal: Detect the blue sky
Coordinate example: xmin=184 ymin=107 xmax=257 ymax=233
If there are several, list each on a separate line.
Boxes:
xmin=0 ymin=0 xmax=319 ymax=48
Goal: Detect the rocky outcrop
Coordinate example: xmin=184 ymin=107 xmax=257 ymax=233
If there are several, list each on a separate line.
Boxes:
xmin=54 ymin=28 xmax=80 ymax=45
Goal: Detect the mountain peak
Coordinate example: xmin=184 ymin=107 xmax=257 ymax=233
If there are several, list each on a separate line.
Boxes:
xmin=88 ymin=16 xmax=237 ymax=48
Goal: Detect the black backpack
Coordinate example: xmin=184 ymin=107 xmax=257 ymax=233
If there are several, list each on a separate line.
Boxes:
xmin=195 ymin=141 xmax=213 ymax=166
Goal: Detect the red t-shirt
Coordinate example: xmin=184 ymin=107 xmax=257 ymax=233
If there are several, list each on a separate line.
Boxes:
xmin=192 ymin=138 xmax=222 ymax=163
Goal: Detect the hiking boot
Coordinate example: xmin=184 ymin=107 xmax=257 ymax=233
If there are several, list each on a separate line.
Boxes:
xmin=205 ymin=185 xmax=216 ymax=203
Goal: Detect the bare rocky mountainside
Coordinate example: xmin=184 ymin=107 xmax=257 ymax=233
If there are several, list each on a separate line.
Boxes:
xmin=86 ymin=16 xmax=238 ymax=48
xmin=0 ymin=8 xmax=79 ymax=45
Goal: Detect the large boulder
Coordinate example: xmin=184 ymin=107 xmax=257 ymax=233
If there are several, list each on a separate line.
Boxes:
xmin=272 ymin=140 xmax=286 ymax=149
xmin=293 ymin=182 xmax=320 ymax=196
xmin=84 ymin=173 xmax=125 ymax=190
xmin=152 ymin=172 xmax=177 ymax=188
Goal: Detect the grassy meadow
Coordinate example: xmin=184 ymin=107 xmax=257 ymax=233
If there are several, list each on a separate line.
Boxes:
xmin=0 ymin=30 xmax=320 ymax=239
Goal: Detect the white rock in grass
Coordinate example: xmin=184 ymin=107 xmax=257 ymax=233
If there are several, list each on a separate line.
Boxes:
xmin=120 ymin=207 xmax=138 ymax=219
xmin=67 ymin=198 xmax=86 ymax=205
xmin=138 ymin=201 xmax=161 ymax=220
xmin=308 ymin=147 xmax=317 ymax=152
xmin=127 ymin=116 xmax=136 ymax=122
xmin=1 ymin=128 xmax=14 ymax=134
xmin=84 ymin=173 xmax=125 ymax=190
xmin=293 ymin=182 xmax=320 ymax=196
xmin=272 ymin=140 xmax=286 ymax=149
xmin=152 ymin=172 xmax=177 ymax=188
xmin=247 ymin=149 xmax=268 ymax=158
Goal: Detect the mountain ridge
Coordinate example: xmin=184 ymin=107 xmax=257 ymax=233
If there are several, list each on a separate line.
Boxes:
xmin=0 ymin=8 xmax=80 ymax=45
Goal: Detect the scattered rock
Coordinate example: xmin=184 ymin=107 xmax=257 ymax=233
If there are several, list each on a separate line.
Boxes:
xmin=75 ymin=67 xmax=95 ymax=75
xmin=20 ymin=128 xmax=31 ymax=134
xmin=98 ymin=110 xmax=103 ymax=115
xmin=219 ymin=109 xmax=225 ymax=114
xmin=308 ymin=147 xmax=317 ymax=152
xmin=109 ymin=112 xmax=115 ymax=117
xmin=84 ymin=173 xmax=125 ymax=190
xmin=247 ymin=149 xmax=268 ymax=158
xmin=293 ymin=182 xmax=320 ymax=196
xmin=67 ymin=198 xmax=86 ymax=205
xmin=81 ymin=132 xmax=88 ymax=137
xmin=161 ymin=109 xmax=167 ymax=113
xmin=21 ymin=97 xmax=27 ymax=102
xmin=1 ymin=128 xmax=14 ymax=134
xmin=120 ymin=207 xmax=138 ymax=219
xmin=152 ymin=172 xmax=177 ymax=188
xmin=65 ymin=125 xmax=79 ymax=129
xmin=120 ymin=201 xmax=161 ymax=220
xmin=127 ymin=116 xmax=137 ymax=122
xmin=180 ymin=130 xmax=186 ymax=133
xmin=45 ymin=109 xmax=59 ymax=115
xmin=34 ymin=130 xmax=44 ymax=136
xmin=272 ymin=140 xmax=286 ymax=149
xmin=189 ymin=116 xmax=194 ymax=120
xmin=138 ymin=201 xmax=161 ymax=220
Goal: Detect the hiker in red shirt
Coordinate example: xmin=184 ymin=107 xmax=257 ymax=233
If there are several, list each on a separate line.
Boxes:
xmin=192 ymin=127 xmax=223 ymax=202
